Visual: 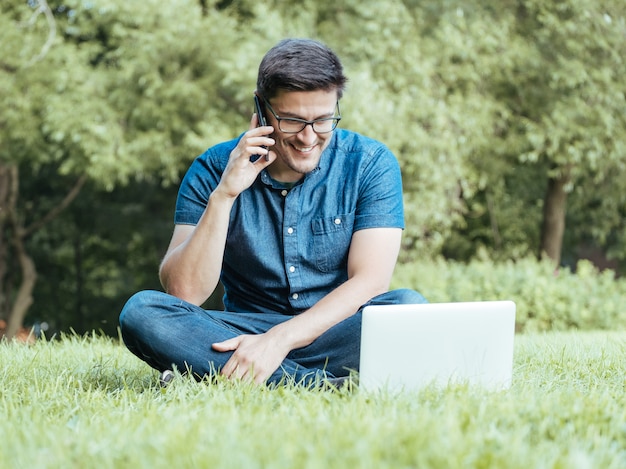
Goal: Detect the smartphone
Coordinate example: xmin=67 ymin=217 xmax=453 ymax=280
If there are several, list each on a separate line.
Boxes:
xmin=252 ymin=94 xmax=269 ymax=162
xmin=254 ymin=94 xmax=267 ymax=127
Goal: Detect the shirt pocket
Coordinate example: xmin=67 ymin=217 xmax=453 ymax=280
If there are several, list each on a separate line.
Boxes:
xmin=311 ymin=212 xmax=355 ymax=273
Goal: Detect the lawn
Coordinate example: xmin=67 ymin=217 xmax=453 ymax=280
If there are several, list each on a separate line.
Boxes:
xmin=1 ymin=331 xmax=625 ymax=468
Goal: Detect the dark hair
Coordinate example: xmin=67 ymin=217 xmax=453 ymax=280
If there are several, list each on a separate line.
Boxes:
xmin=256 ymin=38 xmax=348 ymax=100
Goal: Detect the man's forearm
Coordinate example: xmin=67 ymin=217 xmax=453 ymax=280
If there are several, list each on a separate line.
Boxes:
xmin=159 ymin=191 xmax=236 ymax=305
xmin=267 ymin=273 xmax=389 ymax=351
xmin=268 ymin=227 xmax=401 ymax=352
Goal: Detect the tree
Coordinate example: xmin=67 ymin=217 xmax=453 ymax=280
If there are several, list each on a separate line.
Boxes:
xmin=506 ymin=0 xmax=626 ymax=265
xmin=462 ymin=0 xmax=626 ymax=265
xmin=4 ymin=0 xmax=626 ymax=338
xmin=0 ymin=0 xmax=253 ymax=338
xmin=395 ymin=0 xmax=626 ymax=267
xmin=1 ymin=0 xmax=335 ymax=337
xmin=0 ymin=1 xmax=88 ymax=339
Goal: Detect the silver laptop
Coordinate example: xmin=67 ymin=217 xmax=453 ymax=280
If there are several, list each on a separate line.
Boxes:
xmin=359 ymin=301 xmax=516 ymax=392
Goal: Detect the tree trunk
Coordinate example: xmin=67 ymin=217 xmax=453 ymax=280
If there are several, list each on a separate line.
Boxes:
xmin=539 ymin=168 xmax=571 ymax=265
xmin=5 ymin=234 xmax=37 ymax=340
xmin=2 ymin=164 xmax=35 ymax=340
xmin=1 ymin=163 xmax=86 ymax=339
xmin=0 ymin=164 xmax=11 ymax=319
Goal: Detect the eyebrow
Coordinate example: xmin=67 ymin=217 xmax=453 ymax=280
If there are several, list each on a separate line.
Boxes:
xmin=273 ymin=107 xmax=336 ymax=120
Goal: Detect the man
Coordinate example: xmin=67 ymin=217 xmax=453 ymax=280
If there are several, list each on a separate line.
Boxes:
xmin=119 ymin=38 xmax=426 ymax=387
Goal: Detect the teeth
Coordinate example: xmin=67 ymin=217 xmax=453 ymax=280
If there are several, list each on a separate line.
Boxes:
xmin=296 ymin=146 xmax=313 ymax=152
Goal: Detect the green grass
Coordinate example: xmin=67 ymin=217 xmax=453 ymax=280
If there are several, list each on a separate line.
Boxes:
xmin=1 ymin=332 xmax=625 ymax=469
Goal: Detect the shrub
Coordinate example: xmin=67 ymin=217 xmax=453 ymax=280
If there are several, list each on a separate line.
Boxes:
xmin=392 ymin=257 xmax=626 ymax=332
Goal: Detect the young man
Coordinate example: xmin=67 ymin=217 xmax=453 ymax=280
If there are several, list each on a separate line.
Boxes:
xmin=119 ymin=38 xmax=426 ymax=387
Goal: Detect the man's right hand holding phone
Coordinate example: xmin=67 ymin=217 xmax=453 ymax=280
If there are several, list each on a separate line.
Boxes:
xmin=216 ymin=115 xmax=275 ymax=200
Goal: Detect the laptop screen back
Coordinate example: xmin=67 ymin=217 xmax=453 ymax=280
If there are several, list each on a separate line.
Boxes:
xmin=359 ymin=301 xmax=516 ymax=392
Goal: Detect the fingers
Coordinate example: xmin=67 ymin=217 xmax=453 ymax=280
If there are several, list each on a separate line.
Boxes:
xmin=221 ymin=355 xmax=258 ymax=382
xmin=250 ymin=112 xmax=267 ymax=130
xmin=246 ymin=113 xmax=274 ymax=158
xmin=212 ymin=337 xmax=242 ymax=378
xmin=220 ymin=359 xmax=241 ymax=380
xmin=213 ymin=333 xmax=279 ymax=385
xmin=216 ymin=340 xmax=267 ymax=383
xmin=230 ymin=127 xmax=274 ymax=165
xmin=229 ymin=363 xmax=268 ymax=384
xmin=217 ymin=126 xmax=275 ymax=197
xmin=211 ymin=336 xmax=240 ymax=352
xmin=214 ymin=336 xmax=249 ymax=380
xmin=245 ymin=131 xmax=275 ymax=163
xmin=247 ymin=141 xmax=274 ymax=164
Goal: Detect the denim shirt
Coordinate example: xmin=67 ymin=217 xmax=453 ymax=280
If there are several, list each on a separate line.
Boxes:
xmin=174 ymin=129 xmax=404 ymax=315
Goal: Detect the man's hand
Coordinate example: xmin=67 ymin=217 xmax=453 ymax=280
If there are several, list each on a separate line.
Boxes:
xmin=212 ymin=332 xmax=291 ymax=385
xmin=214 ymin=115 xmax=275 ymax=199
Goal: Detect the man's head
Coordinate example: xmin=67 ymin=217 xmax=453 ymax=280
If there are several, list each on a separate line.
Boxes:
xmin=256 ymin=38 xmax=348 ymax=100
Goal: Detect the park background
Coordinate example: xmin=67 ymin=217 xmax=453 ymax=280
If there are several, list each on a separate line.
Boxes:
xmin=1 ymin=0 xmax=625 ymax=340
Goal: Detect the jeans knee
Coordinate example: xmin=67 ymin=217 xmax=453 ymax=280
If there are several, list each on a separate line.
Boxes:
xmin=392 ymin=288 xmax=428 ymax=304
xmin=119 ymin=290 xmax=162 ymax=331
xmin=366 ymin=288 xmax=428 ymax=307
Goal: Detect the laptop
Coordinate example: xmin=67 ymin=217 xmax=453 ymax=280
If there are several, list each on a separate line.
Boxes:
xmin=359 ymin=301 xmax=516 ymax=392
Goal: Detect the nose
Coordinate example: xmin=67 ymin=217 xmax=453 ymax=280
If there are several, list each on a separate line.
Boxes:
xmin=296 ymin=123 xmax=317 ymax=144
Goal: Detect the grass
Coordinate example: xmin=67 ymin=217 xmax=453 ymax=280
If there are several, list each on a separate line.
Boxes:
xmin=1 ymin=331 xmax=625 ymax=469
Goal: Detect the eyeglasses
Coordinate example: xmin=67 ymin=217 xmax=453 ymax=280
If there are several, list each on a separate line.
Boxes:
xmin=261 ymin=96 xmax=341 ymax=134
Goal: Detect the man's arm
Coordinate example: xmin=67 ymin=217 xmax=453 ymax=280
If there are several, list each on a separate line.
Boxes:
xmin=159 ymin=117 xmax=275 ymax=305
xmin=214 ymin=226 xmax=402 ymax=383
xmin=158 ymin=191 xmax=235 ymax=305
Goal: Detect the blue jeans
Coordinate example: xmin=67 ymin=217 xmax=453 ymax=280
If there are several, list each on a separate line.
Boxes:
xmin=119 ymin=289 xmax=427 ymax=386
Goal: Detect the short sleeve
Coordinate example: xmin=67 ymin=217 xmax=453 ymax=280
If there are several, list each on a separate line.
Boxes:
xmin=174 ymin=139 xmax=237 ymax=225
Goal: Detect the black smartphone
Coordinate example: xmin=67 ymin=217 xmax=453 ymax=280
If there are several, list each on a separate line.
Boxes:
xmin=254 ymin=94 xmax=267 ymax=127
xmin=252 ymin=94 xmax=269 ymax=162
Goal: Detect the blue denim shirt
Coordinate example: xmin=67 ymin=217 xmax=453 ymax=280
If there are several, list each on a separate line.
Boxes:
xmin=174 ymin=129 xmax=404 ymax=315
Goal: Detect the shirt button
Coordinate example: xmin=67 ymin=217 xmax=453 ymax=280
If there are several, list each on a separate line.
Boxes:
xmin=289 ymin=266 xmax=296 ymax=273
xmin=334 ymin=218 xmax=342 ymax=225
xmin=292 ymin=293 xmax=299 ymax=300
xmin=281 ymin=190 xmax=288 ymax=197
xmin=287 ymin=227 xmax=294 ymax=234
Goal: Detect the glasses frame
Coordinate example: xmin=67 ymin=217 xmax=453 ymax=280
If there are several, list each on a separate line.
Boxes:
xmin=261 ymin=96 xmax=341 ymax=134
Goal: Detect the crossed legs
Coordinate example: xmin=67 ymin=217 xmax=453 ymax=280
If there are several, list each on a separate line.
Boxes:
xmin=119 ymin=289 xmax=426 ymax=386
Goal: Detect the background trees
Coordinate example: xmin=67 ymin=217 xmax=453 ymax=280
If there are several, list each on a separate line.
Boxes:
xmin=1 ymin=0 xmax=624 ymax=337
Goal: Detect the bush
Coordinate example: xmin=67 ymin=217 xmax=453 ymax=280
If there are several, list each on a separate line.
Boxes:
xmin=392 ymin=257 xmax=626 ymax=332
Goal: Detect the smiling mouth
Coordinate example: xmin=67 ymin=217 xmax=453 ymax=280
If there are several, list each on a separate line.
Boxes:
xmin=293 ymin=144 xmax=315 ymax=152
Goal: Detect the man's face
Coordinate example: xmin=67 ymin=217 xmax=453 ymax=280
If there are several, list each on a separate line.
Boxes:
xmin=265 ymin=89 xmax=339 ymax=183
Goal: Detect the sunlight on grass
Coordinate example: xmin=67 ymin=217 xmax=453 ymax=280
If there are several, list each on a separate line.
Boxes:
xmin=1 ymin=331 xmax=625 ymax=468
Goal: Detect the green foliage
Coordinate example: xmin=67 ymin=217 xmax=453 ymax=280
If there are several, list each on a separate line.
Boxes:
xmin=27 ymin=176 xmax=178 ymax=335
xmin=2 ymin=0 xmax=626 ymax=333
xmin=1 ymin=332 xmax=625 ymax=467
xmin=435 ymin=0 xmax=625 ymax=263
xmin=393 ymin=257 xmax=626 ymax=332
xmin=1 ymin=0 xmax=265 ymax=188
